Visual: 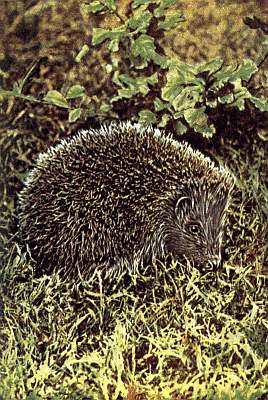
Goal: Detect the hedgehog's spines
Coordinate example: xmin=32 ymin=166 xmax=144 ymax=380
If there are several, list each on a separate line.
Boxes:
xmin=18 ymin=121 xmax=234 ymax=279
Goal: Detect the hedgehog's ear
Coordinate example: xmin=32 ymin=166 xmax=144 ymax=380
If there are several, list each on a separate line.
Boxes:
xmin=174 ymin=196 xmax=191 ymax=216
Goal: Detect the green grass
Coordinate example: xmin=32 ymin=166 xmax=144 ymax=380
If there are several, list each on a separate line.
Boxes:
xmin=0 ymin=127 xmax=267 ymax=400
xmin=0 ymin=251 xmax=267 ymax=399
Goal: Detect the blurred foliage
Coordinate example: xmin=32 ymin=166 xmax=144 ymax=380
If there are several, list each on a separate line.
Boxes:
xmin=0 ymin=0 xmax=268 ymax=138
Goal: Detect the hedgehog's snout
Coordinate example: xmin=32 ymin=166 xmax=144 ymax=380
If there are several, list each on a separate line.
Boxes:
xmin=194 ymin=253 xmax=221 ymax=272
xmin=206 ymin=254 xmax=222 ymax=270
xmin=203 ymin=242 xmax=222 ymax=270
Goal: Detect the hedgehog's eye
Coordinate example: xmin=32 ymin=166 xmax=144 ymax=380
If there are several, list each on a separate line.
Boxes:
xmin=186 ymin=223 xmax=202 ymax=236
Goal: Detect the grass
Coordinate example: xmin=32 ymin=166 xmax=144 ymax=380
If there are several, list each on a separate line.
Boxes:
xmin=0 ymin=249 xmax=267 ymax=399
xmin=0 ymin=131 xmax=267 ymax=399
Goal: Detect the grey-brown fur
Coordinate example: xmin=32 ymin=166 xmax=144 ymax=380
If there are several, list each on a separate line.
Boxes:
xmin=18 ymin=122 xmax=234 ymax=279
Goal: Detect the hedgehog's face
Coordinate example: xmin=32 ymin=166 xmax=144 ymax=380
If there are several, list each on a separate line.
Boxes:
xmin=165 ymin=186 xmax=231 ymax=270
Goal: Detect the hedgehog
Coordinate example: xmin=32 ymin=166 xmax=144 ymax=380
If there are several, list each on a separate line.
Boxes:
xmin=18 ymin=121 xmax=234 ymax=279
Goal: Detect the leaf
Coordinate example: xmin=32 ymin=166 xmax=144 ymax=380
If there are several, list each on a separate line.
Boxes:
xmin=231 ymin=83 xmax=251 ymax=111
xmin=159 ymin=113 xmax=171 ymax=127
xmin=172 ymin=87 xmax=202 ymax=113
xmin=212 ymin=59 xmax=258 ymax=88
xmin=218 ymin=93 xmax=234 ymax=105
xmin=216 ymin=80 xmax=251 ymax=110
xmin=15 ymin=94 xmax=40 ymax=103
xmin=235 ymin=59 xmax=258 ymax=81
xmin=43 ymin=90 xmax=69 ymax=108
xmin=154 ymin=98 xmax=169 ymax=112
xmin=109 ymin=39 xmax=120 ymax=52
xmin=130 ymin=34 xmax=167 ymax=67
xmin=154 ymin=0 xmax=177 ymax=17
xmin=103 ymin=0 xmax=116 ymax=10
xmin=66 ymin=85 xmax=85 ymax=99
xmin=199 ymin=124 xmax=216 ymax=138
xmin=184 ymin=107 xmax=215 ymax=138
xmin=184 ymin=107 xmax=207 ymax=127
xmin=75 ymin=44 xmax=90 ymax=62
xmin=175 ymin=120 xmax=188 ymax=135
xmin=12 ymin=81 xmax=21 ymax=95
xmin=13 ymin=61 xmax=39 ymax=95
xmin=68 ymin=108 xmax=81 ymax=123
xmin=80 ymin=2 xmax=105 ymax=14
xmin=158 ymin=12 xmax=185 ymax=30
xmin=132 ymin=0 xmax=155 ymax=9
xmin=131 ymin=34 xmax=154 ymax=58
xmin=92 ymin=27 xmax=126 ymax=46
xmin=164 ymin=61 xmax=204 ymax=90
xmin=80 ymin=0 xmax=115 ymax=13
xmin=196 ymin=57 xmax=224 ymax=75
xmin=127 ymin=10 xmax=152 ymax=33
xmin=162 ymin=62 xmax=204 ymax=113
xmin=113 ymin=72 xmax=158 ymax=100
xmin=99 ymin=102 xmax=111 ymax=113
xmin=250 ymin=96 xmax=268 ymax=112
xmin=138 ymin=110 xmax=157 ymax=124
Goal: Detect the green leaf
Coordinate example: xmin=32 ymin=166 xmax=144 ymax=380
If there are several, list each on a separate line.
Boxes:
xmin=154 ymin=98 xmax=169 ymax=112
xmin=158 ymin=12 xmax=185 ymax=30
xmin=131 ymin=34 xmax=154 ymax=57
xmin=184 ymin=107 xmax=207 ymax=127
xmin=75 ymin=44 xmax=90 ymax=62
xmin=108 ymin=39 xmax=120 ymax=52
xmin=80 ymin=2 xmax=105 ymax=14
xmin=154 ymin=0 xmax=177 ymax=17
xmin=103 ymin=0 xmax=116 ymax=10
xmin=159 ymin=113 xmax=171 ymax=127
xmin=12 ymin=61 xmax=40 ymax=95
xmin=162 ymin=61 xmax=207 ymax=117
xmin=92 ymin=27 xmax=126 ymax=46
xmin=130 ymin=34 xmax=167 ymax=67
xmin=218 ymin=93 xmax=234 ymax=105
xmin=196 ymin=57 xmax=224 ymax=75
xmin=113 ymin=72 xmax=158 ymax=100
xmin=200 ymin=124 xmax=216 ymax=138
xmin=250 ymin=96 xmax=268 ymax=112
xmin=12 ymin=81 xmax=21 ymax=95
xmin=15 ymin=94 xmax=40 ymax=103
xmin=132 ymin=0 xmax=155 ymax=9
xmin=162 ymin=63 xmax=204 ymax=111
xmin=212 ymin=59 xmax=258 ymax=89
xmin=175 ymin=120 xmax=188 ymax=135
xmin=80 ymin=0 xmax=115 ymax=13
xmin=235 ymin=59 xmax=258 ymax=81
xmin=216 ymin=80 xmax=251 ymax=110
xmin=184 ymin=107 xmax=215 ymax=138
xmin=66 ymin=85 xmax=85 ymax=99
xmin=138 ymin=109 xmax=157 ymax=124
xmin=164 ymin=61 xmax=204 ymax=90
xmin=231 ymin=82 xmax=251 ymax=111
xmin=68 ymin=108 xmax=81 ymax=123
xmin=43 ymin=90 xmax=69 ymax=108
xmin=172 ymin=87 xmax=202 ymax=113
xmin=99 ymin=102 xmax=111 ymax=113
xmin=128 ymin=9 xmax=152 ymax=33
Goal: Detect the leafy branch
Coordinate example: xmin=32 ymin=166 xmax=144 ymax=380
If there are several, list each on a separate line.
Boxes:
xmin=1 ymin=0 xmax=267 ymax=138
xmin=82 ymin=0 xmax=268 ymax=138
